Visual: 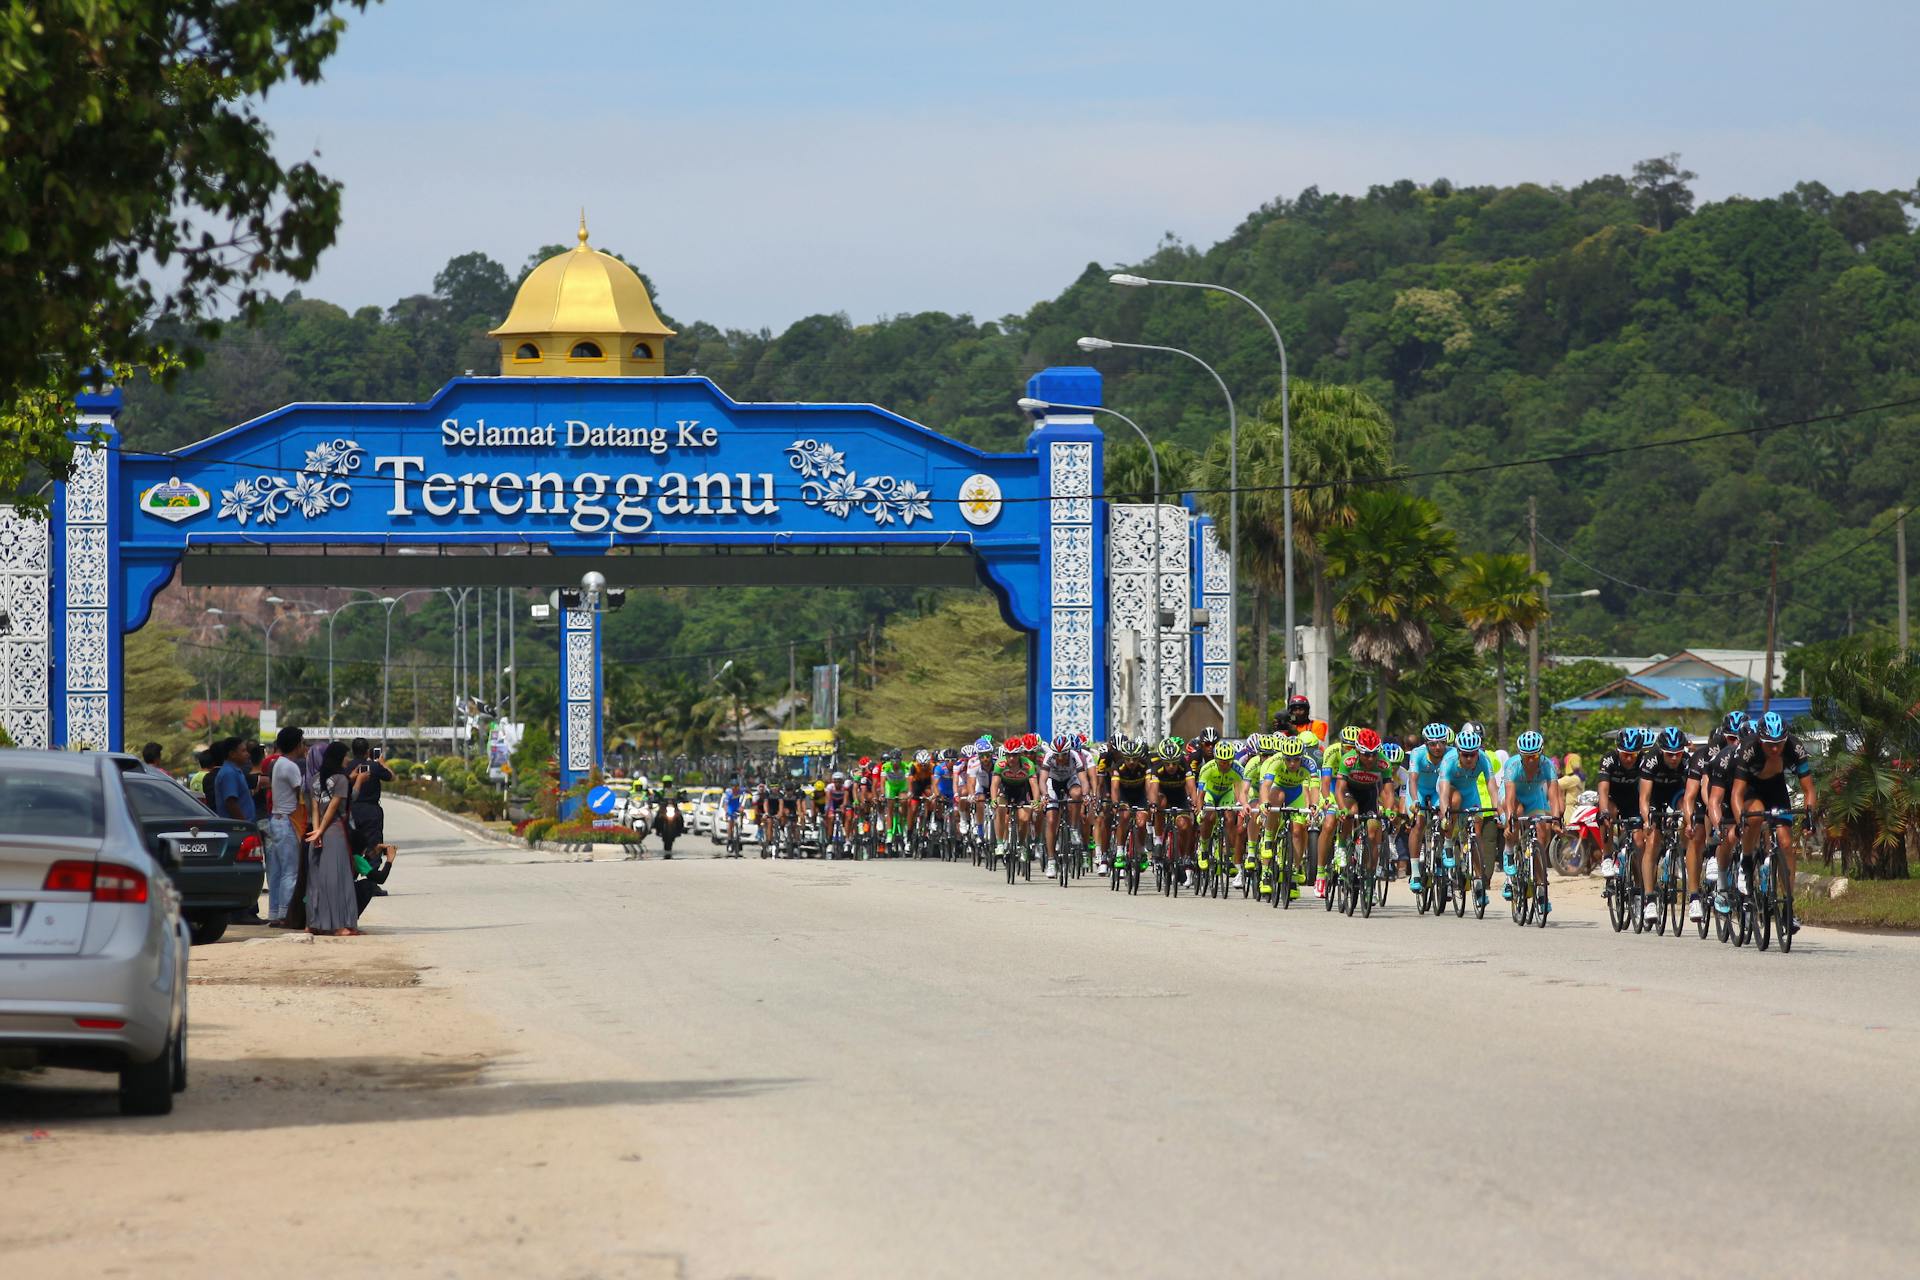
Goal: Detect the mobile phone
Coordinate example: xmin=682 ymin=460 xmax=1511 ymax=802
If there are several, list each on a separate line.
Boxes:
xmin=370 ymin=747 xmax=383 ymax=759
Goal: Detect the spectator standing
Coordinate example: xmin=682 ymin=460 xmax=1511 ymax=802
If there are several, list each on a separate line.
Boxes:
xmin=139 ymin=742 xmax=173 ymax=782
xmin=266 ymin=727 xmax=308 ymax=927
xmin=305 ymin=741 xmax=362 ymax=936
xmin=347 ymin=737 xmax=396 ymax=864
xmin=211 ymin=737 xmax=256 ymax=824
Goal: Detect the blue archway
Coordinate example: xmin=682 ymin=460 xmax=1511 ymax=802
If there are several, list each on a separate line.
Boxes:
xmin=46 ymin=369 xmax=1121 ymax=787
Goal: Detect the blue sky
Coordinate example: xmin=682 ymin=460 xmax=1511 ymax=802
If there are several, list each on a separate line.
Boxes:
xmin=261 ymin=0 xmax=1920 ymax=330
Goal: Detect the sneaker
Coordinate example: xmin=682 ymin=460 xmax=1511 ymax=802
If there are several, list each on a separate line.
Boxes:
xmin=1409 ymin=875 xmax=1424 ymax=893
xmin=1642 ymin=898 xmax=1660 ymax=923
xmin=1688 ymin=898 xmax=1705 ymax=923
xmin=1259 ymin=882 xmax=1274 ymax=897
xmin=1230 ymin=873 xmax=1245 ymax=890
xmin=1599 ymin=857 xmax=1618 ymax=878
xmin=1313 ymin=877 xmax=1328 ymax=898
xmin=1474 ymin=888 xmax=1489 ymax=908
xmin=1789 ymin=916 xmax=1801 ymax=935
xmin=1182 ymin=871 xmax=1196 ymax=889
xmin=1289 ymin=885 xmax=1302 ymax=901
xmin=1736 ymin=870 xmax=1749 ymax=895
xmin=1044 ymin=860 xmax=1056 ymax=878
xmin=1703 ymin=863 xmax=1719 ymax=886
xmin=1502 ymin=881 xmax=1514 ymax=901
xmin=1501 ymin=852 xmax=1516 ymax=876
xmin=1714 ymin=888 xmax=1731 ymax=915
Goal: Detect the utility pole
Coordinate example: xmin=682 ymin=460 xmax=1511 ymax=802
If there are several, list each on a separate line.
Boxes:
xmin=788 ymin=641 xmax=797 ymax=729
xmin=1899 ymin=510 xmax=1909 ymax=657
xmin=1762 ymin=541 xmax=1780 ymax=714
xmin=1527 ymin=494 xmax=1540 ymax=732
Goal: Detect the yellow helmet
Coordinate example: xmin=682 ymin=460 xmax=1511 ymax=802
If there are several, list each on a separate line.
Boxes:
xmin=1279 ymin=735 xmax=1305 ymax=757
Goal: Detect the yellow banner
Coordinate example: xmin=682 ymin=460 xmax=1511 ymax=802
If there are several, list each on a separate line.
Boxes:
xmin=776 ymin=729 xmax=837 ymax=757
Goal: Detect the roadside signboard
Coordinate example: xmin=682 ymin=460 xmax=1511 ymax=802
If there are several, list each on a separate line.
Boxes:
xmin=777 ymin=728 xmax=837 ymax=757
xmin=587 ymin=785 xmax=618 ymax=816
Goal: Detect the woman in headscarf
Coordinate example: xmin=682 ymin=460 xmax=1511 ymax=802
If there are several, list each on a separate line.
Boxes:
xmin=304 ymin=741 xmax=363 ymax=936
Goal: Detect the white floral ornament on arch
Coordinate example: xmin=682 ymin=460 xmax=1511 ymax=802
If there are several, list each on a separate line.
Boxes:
xmin=218 ymin=439 xmax=365 ymax=526
xmin=786 ymin=439 xmax=933 ymax=527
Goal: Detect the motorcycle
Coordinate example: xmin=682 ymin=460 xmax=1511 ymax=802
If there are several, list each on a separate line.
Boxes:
xmin=1553 ymin=790 xmax=1604 ymax=876
xmin=652 ymin=789 xmax=686 ymax=857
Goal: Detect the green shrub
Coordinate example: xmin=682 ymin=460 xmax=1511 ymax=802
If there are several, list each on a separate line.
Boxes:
xmin=524 ymin=817 xmax=557 ymax=844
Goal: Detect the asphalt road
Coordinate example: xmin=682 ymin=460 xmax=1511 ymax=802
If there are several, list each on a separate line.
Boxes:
xmin=385 ymin=805 xmax=1920 ymax=1279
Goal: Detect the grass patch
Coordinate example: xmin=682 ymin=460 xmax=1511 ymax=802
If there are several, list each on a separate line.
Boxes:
xmin=1796 ymin=876 xmax=1920 ymax=930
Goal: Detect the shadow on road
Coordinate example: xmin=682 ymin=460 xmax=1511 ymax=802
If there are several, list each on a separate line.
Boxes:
xmin=1 ymin=1062 xmax=804 ymax=1130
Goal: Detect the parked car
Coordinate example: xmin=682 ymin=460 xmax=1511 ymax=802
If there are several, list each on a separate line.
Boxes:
xmin=688 ymin=787 xmax=722 ymax=835
xmin=0 ymin=749 xmax=192 ymax=1114
xmin=112 ymin=758 xmax=264 ymax=944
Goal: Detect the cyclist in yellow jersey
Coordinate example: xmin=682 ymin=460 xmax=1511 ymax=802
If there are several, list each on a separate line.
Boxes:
xmin=1316 ymin=725 xmax=1362 ymax=897
xmin=1258 ymin=733 xmax=1322 ymax=901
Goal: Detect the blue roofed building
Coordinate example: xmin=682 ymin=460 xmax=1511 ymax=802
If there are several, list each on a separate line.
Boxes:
xmin=1552 ymin=674 xmax=1747 ymax=730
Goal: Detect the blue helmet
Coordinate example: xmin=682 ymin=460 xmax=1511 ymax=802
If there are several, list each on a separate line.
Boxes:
xmin=1618 ymin=728 xmax=1642 ymax=752
xmin=1515 ymin=730 xmax=1543 ymax=754
xmin=1455 ymin=729 xmax=1482 ymax=752
xmin=1657 ymin=726 xmax=1686 ymax=753
xmin=1422 ymin=722 xmax=1450 ymax=744
xmin=1722 ymin=710 xmax=1747 ymax=735
xmin=1759 ymin=711 xmax=1786 ymax=741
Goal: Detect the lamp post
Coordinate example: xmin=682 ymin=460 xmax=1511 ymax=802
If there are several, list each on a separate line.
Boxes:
xmin=378 ymin=587 xmax=460 ymax=751
xmin=1018 ymin=396 xmax=1164 ymax=738
xmin=1078 ymin=335 xmax=1239 ymax=734
xmin=326 ymin=593 xmax=391 ymax=730
xmin=1110 ymin=272 xmax=1295 ymax=710
xmin=1531 ymin=588 xmax=1601 ymax=726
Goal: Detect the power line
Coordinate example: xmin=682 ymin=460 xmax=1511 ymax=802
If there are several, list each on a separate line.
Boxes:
xmin=1535 ymin=500 xmax=1916 ymax=600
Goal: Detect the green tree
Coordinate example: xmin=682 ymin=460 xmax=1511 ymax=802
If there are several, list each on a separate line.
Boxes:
xmin=844 ymin=599 xmax=1025 ymax=745
xmin=0 ymin=0 xmax=373 ymax=490
xmin=122 ymin=625 xmax=196 ymax=763
xmin=1631 ymin=153 xmax=1698 ymax=231
xmin=1321 ymin=491 xmax=1458 ymax=732
xmin=1806 ymin=639 xmax=1920 ymax=879
xmin=1452 ymin=551 xmax=1551 ymax=745
xmin=1103 ymin=438 xmax=1195 ymax=504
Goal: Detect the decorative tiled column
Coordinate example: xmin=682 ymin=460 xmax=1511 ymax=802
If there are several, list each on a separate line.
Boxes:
xmin=1194 ymin=515 xmax=1231 ymax=699
xmin=556 ymin=605 xmax=602 ymax=806
xmin=50 ymin=398 xmax=122 ymax=751
xmin=0 ymin=507 xmax=50 ymax=748
xmin=1107 ymin=502 xmax=1190 ymax=740
xmin=1046 ymin=439 xmax=1097 ymax=739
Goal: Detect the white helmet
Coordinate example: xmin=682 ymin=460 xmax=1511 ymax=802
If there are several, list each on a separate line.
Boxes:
xmin=914 ymin=749 xmax=932 ymax=765
xmin=831 ymin=771 xmax=846 ymax=782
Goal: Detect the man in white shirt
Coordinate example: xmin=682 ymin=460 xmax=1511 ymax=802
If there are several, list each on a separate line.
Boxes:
xmin=267 ymin=726 xmax=309 ymax=927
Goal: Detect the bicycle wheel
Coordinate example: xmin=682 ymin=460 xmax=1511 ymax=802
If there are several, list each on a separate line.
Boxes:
xmin=1452 ymin=863 xmax=1467 ymax=918
xmin=1656 ymin=874 xmax=1670 ymax=937
xmin=1754 ymin=887 xmax=1772 ymax=950
xmin=1778 ymin=888 xmax=1794 ymax=954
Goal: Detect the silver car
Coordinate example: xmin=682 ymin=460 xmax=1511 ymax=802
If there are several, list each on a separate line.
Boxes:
xmin=0 ymin=749 xmax=191 ymax=1115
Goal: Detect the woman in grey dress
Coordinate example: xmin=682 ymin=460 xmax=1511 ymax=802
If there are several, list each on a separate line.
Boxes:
xmin=305 ymin=741 xmax=363 ymax=936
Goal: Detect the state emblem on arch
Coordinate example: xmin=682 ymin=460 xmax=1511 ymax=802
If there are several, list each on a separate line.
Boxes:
xmin=958 ymin=474 xmax=1002 ymax=526
xmin=138 ymin=477 xmax=211 ymax=524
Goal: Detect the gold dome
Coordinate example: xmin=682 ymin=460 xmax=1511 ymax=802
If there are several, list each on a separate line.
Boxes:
xmin=489 ymin=214 xmax=674 ymax=376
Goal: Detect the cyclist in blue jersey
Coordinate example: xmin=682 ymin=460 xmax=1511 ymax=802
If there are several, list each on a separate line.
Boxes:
xmin=1499 ymin=731 xmax=1558 ymax=905
xmin=1407 ymin=723 xmax=1451 ymax=892
xmin=1437 ymin=729 xmax=1499 ymax=908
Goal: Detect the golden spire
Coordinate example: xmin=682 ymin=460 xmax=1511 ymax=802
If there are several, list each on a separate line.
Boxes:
xmin=576 ymin=208 xmax=590 ymax=251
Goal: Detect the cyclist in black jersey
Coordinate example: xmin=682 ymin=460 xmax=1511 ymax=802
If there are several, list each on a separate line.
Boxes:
xmin=1110 ymin=741 xmax=1153 ymax=856
xmin=1681 ymin=736 xmax=1717 ymax=921
xmin=1596 ymin=731 xmax=1645 ymax=887
xmin=1147 ymin=741 xmax=1197 ymax=867
xmin=1634 ymin=726 xmax=1691 ymax=926
xmin=1728 ymin=710 xmax=1817 ymax=927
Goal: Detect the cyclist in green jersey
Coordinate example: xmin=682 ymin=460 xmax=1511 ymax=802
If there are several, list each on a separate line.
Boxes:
xmin=1258 ymin=733 xmax=1322 ymax=900
xmin=1195 ymin=740 xmax=1245 ymax=885
xmin=1315 ymin=725 xmax=1362 ymax=897
xmin=879 ymin=750 xmax=910 ymax=847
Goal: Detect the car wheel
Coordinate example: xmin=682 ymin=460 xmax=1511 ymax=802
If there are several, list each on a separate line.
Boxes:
xmin=187 ymin=914 xmax=228 ymax=946
xmin=119 ymin=1034 xmax=176 ymax=1116
xmin=172 ymin=1018 xmax=188 ymax=1094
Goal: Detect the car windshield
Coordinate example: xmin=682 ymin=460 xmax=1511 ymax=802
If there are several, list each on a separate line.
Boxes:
xmin=0 ymin=767 xmax=105 ymax=838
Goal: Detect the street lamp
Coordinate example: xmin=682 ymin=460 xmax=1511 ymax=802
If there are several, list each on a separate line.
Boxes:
xmin=1529 ymin=589 xmax=1602 ymax=730
xmin=378 ymin=587 xmax=464 ymax=750
xmin=326 ymin=593 xmax=392 ymax=730
xmin=1018 ymin=396 xmax=1166 ymax=738
xmin=1110 ymin=272 xmax=1297 ymax=709
xmin=1078 ymin=334 xmax=1240 ymax=735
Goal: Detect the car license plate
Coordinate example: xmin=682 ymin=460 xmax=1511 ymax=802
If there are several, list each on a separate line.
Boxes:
xmin=174 ymin=840 xmax=216 ymax=858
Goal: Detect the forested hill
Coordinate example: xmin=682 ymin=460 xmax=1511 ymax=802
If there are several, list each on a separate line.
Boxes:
xmin=123 ymin=160 xmax=1920 ymax=654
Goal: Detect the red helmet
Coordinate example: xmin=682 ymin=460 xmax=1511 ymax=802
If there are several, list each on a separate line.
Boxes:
xmin=1023 ymin=732 xmax=1040 ymax=750
xmin=858 ymin=756 xmax=871 ymax=767
xmin=1355 ymin=728 xmax=1381 ymax=752
xmin=1003 ymin=737 xmax=1021 ymax=751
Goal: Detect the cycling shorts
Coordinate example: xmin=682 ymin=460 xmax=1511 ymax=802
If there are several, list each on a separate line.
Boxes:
xmin=1047 ymin=775 xmax=1078 ymax=803
xmin=1116 ymin=783 xmax=1148 ymax=809
xmin=909 ymin=777 xmax=933 ymax=799
xmin=1201 ymin=787 xmax=1237 ymax=810
xmin=1160 ymin=789 xmax=1192 ymax=812
xmin=1346 ymin=783 xmax=1382 ymax=816
xmin=1744 ymin=773 xmax=1792 ymax=813
xmin=1000 ymin=778 xmax=1033 ymax=807
xmin=883 ymin=780 xmax=909 ymax=799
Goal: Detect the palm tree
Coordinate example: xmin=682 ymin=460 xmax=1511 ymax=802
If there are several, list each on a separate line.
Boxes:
xmin=1104 ymin=438 xmax=1195 ymax=504
xmin=1320 ymin=490 xmax=1458 ymax=732
xmin=1194 ymin=380 xmax=1396 ymax=718
xmin=1808 ymin=639 xmax=1920 ymax=879
xmin=704 ymin=661 xmax=763 ymax=771
xmin=1452 ymin=551 xmax=1551 ymax=746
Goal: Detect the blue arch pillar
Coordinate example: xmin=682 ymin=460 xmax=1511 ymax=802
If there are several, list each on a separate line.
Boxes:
xmin=557 ymin=606 xmax=603 ymax=802
xmin=50 ymin=387 xmax=126 ymax=751
xmin=1023 ymin=367 xmax=1106 ymax=742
